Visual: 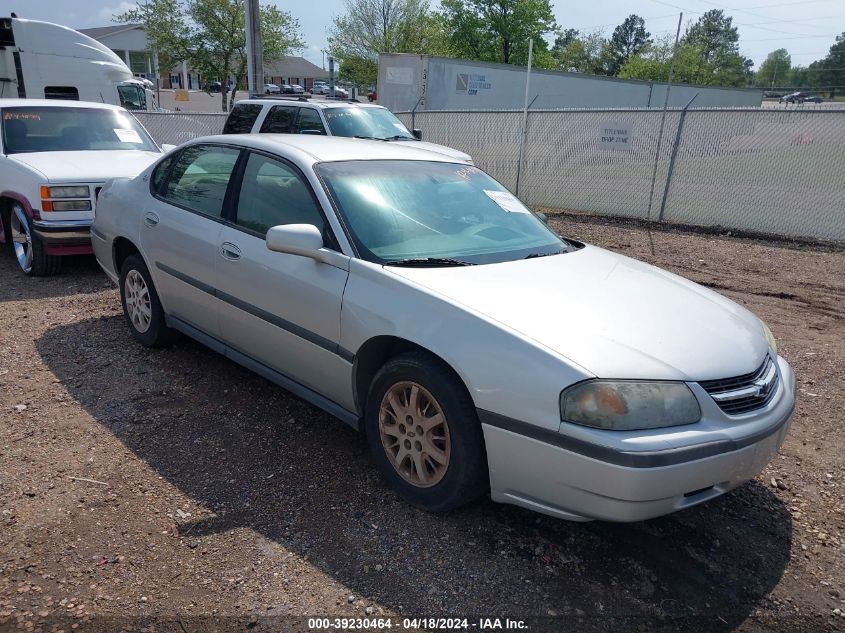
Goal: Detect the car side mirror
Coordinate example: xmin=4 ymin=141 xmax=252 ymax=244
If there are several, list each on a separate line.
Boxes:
xmin=412 ymin=128 xmax=422 ymax=140
xmin=266 ymin=224 xmax=328 ymax=262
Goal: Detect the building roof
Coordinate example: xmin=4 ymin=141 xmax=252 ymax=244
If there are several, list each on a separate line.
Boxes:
xmin=265 ymin=56 xmax=329 ymax=80
xmin=78 ymin=24 xmax=143 ymax=40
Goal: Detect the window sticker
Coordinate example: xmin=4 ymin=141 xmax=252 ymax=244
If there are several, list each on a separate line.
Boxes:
xmin=483 ymin=189 xmax=530 ymax=213
xmin=114 ymin=128 xmax=142 ymax=143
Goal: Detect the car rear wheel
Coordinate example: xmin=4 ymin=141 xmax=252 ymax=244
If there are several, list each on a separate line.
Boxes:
xmin=119 ymin=253 xmax=178 ymax=347
xmin=365 ymin=352 xmax=488 ymax=512
xmin=9 ymin=204 xmax=61 ymax=276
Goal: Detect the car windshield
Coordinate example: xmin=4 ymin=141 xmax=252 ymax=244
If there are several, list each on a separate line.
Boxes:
xmin=323 ymin=107 xmax=415 ymax=141
xmin=2 ymin=107 xmax=158 ymax=154
xmin=317 ymin=160 xmax=570 ymax=265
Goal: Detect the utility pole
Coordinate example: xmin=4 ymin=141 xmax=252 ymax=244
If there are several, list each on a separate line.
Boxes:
xmin=244 ymin=0 xmax=263 ymax=97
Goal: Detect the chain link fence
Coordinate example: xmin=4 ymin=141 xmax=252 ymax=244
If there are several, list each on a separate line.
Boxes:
xmin=134 ymin=112 xmax=227 ymax=145
xmin=134 ymin=108 xmax=845 ymax=241
xmin=398 ymin=108 xmax=845 ymax=241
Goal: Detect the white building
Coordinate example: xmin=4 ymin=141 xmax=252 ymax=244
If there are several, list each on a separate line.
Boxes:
xmin=78 ymin=24 xmax=200 ymax=89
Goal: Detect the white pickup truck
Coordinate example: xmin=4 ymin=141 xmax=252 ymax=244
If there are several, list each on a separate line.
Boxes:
xmin=0 ymin=100 xmax=165 ymax=276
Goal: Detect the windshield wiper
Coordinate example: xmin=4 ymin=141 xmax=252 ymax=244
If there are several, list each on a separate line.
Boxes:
xmin=353 ymin=135 xmax=387 ymax=141
xmin=384 ymin=257 xmax=475 ymax=267
xmin=524 ymin=251 xmax=561 ymax=259
xmin=384 ymin=134 xmax=416 ymax=141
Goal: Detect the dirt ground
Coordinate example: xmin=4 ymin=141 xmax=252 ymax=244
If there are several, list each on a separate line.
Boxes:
xmin=1 ymin=215 xmax=843 ymax=633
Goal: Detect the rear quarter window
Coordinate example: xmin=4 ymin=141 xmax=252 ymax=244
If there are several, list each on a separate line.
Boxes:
xmin=222 ymin=103 xmax=262 ymax=134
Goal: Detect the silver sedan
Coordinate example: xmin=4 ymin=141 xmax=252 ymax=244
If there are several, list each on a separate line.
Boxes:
xmin=92 ymin=135 xmax=794 ymax=522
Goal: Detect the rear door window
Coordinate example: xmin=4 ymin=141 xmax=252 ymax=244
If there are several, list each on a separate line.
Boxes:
xmin=294 ymin=108 xmax=326 ymax=135
xmin=161 ymin=145 xmax=240 ymax=218
xmin=259 ymin=105 xmax=298 ymax=133
xmin=222 ymin=103 xmax=262 ymax=134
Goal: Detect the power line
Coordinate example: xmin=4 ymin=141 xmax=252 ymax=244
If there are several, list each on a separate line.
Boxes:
xmin=731 ymin=0 xmax=838 ymax=9
xmin=649 ymin=0 xmax=839 ymax=38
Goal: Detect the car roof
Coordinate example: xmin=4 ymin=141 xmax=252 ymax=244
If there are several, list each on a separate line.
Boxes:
xmin=234 ymin=98 xmax=383 ymax=111
xmin=0 ymin=99 xmax=127 ymax=111
xmin=188 ymin=134 xmax=459 ymax=165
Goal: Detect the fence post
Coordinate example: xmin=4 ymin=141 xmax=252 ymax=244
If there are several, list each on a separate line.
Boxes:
xmin=658 ymin=93 xmax=698 ymax=222
xmin=514 ymin=38 xmax=534 ymax=197
xmin=410 ymin=94 xmax=424 ymax=132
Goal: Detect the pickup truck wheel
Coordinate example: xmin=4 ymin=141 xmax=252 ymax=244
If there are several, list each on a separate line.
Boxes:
xmin=119 ymin=254 xmax=177 ymax=347
xmin=9 ymin=204 xmax=61 ymax=276
xmin=365 ymin=352 xmax=488 ymax=513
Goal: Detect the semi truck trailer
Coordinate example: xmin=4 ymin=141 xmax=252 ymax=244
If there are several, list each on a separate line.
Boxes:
xmin=0 ymin=16 xmax=157 ymax=111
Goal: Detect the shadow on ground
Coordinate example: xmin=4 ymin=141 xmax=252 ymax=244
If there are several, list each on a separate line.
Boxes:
xmin=36 ymin=314 xmax=793 ymax=632
xmin=0 ymin=248 xmax=108 ymax=301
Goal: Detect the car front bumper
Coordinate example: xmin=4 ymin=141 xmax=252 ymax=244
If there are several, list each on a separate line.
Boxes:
xmin=481 ymin=357 xmax=795 ymax=522
xmin=32 ymin=219 xmax=92 ymax=245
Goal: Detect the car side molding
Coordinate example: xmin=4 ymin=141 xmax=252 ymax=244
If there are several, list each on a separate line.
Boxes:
xmin=477 ymin=405 xmax=794 ymax=469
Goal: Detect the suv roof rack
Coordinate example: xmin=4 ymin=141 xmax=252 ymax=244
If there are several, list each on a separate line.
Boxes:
xmin=255 ymin=95 xmax=309 ymax=102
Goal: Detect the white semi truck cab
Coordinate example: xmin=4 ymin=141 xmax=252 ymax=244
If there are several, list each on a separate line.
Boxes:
xmin=0 ymin=17 xmax=157 ymax=111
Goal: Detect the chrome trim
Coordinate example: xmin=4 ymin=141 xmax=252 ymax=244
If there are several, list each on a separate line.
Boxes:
xmin=32 ymin=219 xmax=93 ymax=229
xmin=710 ymin=361 xmax=778 ymax=402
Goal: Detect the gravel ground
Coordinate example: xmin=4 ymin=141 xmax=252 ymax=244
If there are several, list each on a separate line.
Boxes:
xmin=1 ymin=215 xmax=843 ymax=633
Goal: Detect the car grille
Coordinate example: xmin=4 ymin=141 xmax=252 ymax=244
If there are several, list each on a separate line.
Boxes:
xmin=699 ymin=356 xmax=779 ymax=416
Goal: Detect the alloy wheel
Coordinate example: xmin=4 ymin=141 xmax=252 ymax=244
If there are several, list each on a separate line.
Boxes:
xmin=378 ymin=381 xmax=451 ymax=488
xmin=124 ymin=269 xmax=152 ymax=333
xmin=10 ymin=206 xmax=33 ymax=274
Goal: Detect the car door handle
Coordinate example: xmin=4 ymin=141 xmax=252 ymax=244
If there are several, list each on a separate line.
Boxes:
xmin=143 ymin=212 xmax=160 ymax=227
xmin=220 ymin=242 xmax=241 ymax=261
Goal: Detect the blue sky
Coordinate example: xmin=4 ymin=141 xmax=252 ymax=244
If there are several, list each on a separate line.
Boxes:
xmin=3 ymin=0 xmax=842 ymax=69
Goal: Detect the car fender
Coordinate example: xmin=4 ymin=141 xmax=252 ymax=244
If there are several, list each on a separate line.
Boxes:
xmin=0 ymin=191 xmax=38 ymax=243
xmin=341 ymin=259 xmax=592 ymax=433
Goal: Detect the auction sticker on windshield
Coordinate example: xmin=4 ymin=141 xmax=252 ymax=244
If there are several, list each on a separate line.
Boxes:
xmin=484 ymin=189 xmax=530 ymax=213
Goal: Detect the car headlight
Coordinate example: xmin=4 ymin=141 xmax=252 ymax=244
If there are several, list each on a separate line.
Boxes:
xmin=43 ymin=185 xmax=90 ymax=198
xmin=761 ymin=320 xmax=777 ymax=355
xmin=560 ymin=380 xmax=701 ymax=431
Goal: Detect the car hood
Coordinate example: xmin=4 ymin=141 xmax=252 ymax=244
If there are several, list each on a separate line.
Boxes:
xmin=386 ymin=245 xmax=768 ymax=381
xmin=392 ymin=139 xmax=473 ymax=164
xmin=9 ymin=150 xmax=162 ymax=183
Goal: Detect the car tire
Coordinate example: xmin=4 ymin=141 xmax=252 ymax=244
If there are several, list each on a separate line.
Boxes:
xmin=9 ymin=203 xmax=61 ymax=277
xmin=119 ymin=253 xmax=178 ymax=347
xmin=365 ymin=351 xmax=488 ymax=512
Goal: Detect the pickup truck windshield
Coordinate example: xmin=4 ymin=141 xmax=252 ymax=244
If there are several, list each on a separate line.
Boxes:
xmin=323 ymin=107 xmax=415 ymax=141
xmin=2 ymin=107 xmax=158 ymax=154
xmin=317 ymin=160 xmax=569 ymax=265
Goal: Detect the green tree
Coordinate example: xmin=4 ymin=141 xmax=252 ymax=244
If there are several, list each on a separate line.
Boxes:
xmin=551 ymin=29 xmax=607 ymax=74
xmin=337 ymin=55 xmax=379 ymax=89
xmin=618 ymin=38 xmax=710 ymax=85
xmin=681 ymin=9 xmax=751 ymax=86
xmin=327 ymin=0 xmax=445 ymax=87
xmin=116 ymin=0 xmax=304 ymax=111
xmin=807 ymin=32 xmax=845 ymax=97
xmin=440 ymin=0 xmax=557 ymax=66
xmin=605 ymin=14 xmax=651 ymax=76
xmin=755 ymin=48 xmax=791 ymax=88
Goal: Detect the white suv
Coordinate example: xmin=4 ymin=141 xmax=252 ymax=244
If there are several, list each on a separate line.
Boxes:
xmin=0 ymin=99 xmax=163 ymax=276
xmin=222 ymin=97 xmax=472 ymax=164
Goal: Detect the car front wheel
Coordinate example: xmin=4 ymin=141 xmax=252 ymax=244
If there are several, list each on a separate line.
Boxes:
xmin=9 ymin=204 xmax=61 ymax=276
xmin=365 ymin=352 xmax=488 ymax=512
xmin=119 ymin=253 xmax=178 ymax=347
